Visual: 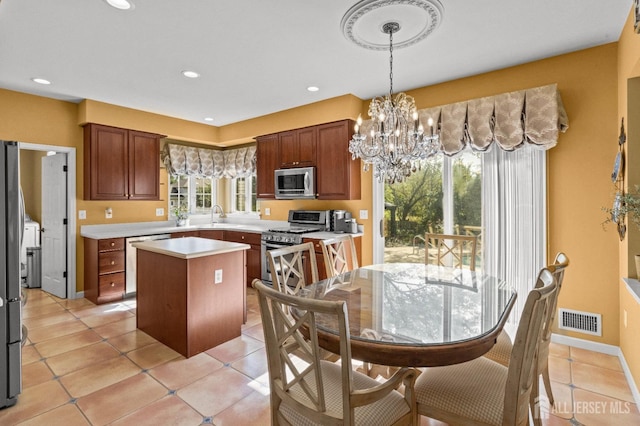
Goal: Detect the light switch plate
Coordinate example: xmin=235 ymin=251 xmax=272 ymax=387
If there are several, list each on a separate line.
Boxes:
xmin=265 ymin=207 xmax=271 ymax=216
xmin=78 ymin=210 xmax=87 ymax=220
xmin=156 ymin=208 xmax=164 ymax=216
xmin=105 ymin=208 xmax=113 ymax=219
xmin=214 ymin=269 xmax=223 ymax=284
xmin=359 ymin=209 xmax=368 ymax=220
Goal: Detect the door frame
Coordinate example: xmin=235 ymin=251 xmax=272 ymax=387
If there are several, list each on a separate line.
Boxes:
xmin=19 ymin=142 xmax=77 ymax=299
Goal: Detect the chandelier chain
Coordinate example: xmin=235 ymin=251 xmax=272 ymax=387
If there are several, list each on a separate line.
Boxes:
xmin=389 ymin=27 xmax=393 ymax=97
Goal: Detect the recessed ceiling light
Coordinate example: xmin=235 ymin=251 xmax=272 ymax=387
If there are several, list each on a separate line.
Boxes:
xmin=104 ymin=0 xmax=133 ymax=10
xmin=182 ymin=70 xmax=200 ymax=79
xmin=204 ymin=117 xmax=214 ymax=122
xmin=32 ymin=78 xmax=51 ymax=85
xmin=307 ymin=86 xmax=320 ymax=92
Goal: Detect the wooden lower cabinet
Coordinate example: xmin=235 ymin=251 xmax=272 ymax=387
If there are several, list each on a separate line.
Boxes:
xmin=84 ymin=237 xmax=126 ymax=304
xmin=224 ymin=231 xmax=261 ymax=287
xmin=136 ymin=248 xmax=246 ymax=357
xmin=171 ymin=231 xmax=199 ymax=238
xmin=304 ymin=238 xmax=328 ymax=281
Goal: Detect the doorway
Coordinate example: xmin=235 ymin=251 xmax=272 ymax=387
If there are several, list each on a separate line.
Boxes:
xmin=19 ymin=142 xmax=77 ymax=299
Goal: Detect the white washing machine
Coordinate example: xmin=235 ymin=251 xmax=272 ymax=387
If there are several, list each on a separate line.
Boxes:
xmin=21 ymin=220 xmax=40 ymax=282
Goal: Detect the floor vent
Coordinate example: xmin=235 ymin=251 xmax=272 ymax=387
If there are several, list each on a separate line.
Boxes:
xmin=559 ymin=308 xmax=602 ymax=336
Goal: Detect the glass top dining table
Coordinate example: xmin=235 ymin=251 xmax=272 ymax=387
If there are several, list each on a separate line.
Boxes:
xmin=294 ymin=263 xmax=517 ymax=367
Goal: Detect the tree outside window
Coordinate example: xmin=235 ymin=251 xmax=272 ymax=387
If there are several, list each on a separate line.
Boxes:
xmin=384 ymin=152 xmax=482 ymax=266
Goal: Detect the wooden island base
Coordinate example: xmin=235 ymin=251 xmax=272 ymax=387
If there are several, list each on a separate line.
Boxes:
xmin=135 ymin=238 xmax=248 ymax=358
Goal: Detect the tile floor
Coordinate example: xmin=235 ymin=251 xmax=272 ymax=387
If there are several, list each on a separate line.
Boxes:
xmin=1 ymin=288 xmax=638 ymax=425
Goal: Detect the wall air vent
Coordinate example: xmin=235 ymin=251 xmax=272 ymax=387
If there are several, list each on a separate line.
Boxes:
xmin=558 ymin=308 xmax=602 ymax=336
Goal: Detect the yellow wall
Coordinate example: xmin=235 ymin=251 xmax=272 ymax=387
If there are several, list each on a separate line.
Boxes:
xmin=617 ymin=8 xmax=640 ymax=395
xmin=19 ymin=150 xmax=45 ymax=223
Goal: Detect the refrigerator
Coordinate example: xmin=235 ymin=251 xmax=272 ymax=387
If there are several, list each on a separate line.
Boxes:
xmin=1 ymin=141 xmax=22 ymax=409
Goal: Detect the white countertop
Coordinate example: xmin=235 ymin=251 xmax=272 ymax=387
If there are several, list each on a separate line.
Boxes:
xmin=80 ymin=220 xmax=363 ymax=240
xmin=133 ymin=237 xmax=250 ymax=259
xmin=80 ymin=220 xmax=271 ymax=239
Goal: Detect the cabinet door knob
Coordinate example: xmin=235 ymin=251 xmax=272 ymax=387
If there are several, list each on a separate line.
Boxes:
xmin=110 ymin=261 xmax=115 ymax=265
xmin=241 ymin=236 xmax=245 ymax=240
xmin=110 ymin=282 xmax=115 ymax=287
xmin=110 ymin=242 xmax=115 ymax=247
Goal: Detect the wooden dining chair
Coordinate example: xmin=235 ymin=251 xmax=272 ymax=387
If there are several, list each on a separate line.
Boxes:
xmin=483 ymin=252 xmax=570 ymax=422
xmin=267 ymin=242 xmax=318 ymax=296
xmin=252 ymin=279 xmax=418 ymax=425
xmin=320 ymin=234 xmax=359 ymax=278
xmin=425 ymin=233 xmax=478 ymax=270
xmin=414 ymin=268 xmax=557 ymax=426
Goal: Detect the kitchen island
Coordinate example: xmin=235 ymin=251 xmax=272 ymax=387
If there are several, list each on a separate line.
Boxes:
xmin=133 ymin=237 xmax=250 ymax=358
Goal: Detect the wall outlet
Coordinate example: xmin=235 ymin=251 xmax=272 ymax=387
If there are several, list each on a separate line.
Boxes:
xmin=105 ymin=208 xmax=113 ymax=219
xmin=156 ymin=208 xmax=164 ymax=216
xmin=359 ymin=209 xmax=368 ymax=220
xmin=214 ymin=269 xmax=223 ymax=284
xmin=78 ymin=210 xmax=87 ymax=220
xmin=265 ymin=207 xmax=271 ymax=216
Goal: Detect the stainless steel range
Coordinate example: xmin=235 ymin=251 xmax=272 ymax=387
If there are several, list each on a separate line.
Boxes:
xmin=261 ymin=210 xmax=329 ymax=284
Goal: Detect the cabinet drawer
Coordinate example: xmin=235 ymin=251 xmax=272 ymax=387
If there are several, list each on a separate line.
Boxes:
xmin=99 ymin=238 xmax=125 ymax=252
xmin=224 ymin=231 xmax=261 ymax=246
xmin=98 ymin=273 xmax=125 ymax=297
xmin=99 ymin=250 xmax=125 ymax=274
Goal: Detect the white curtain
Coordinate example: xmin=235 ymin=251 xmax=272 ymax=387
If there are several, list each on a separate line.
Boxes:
xmin=482 ymin=144 xmax=546 ymax=322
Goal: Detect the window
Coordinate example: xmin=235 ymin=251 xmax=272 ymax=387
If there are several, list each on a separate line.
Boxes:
xmin=231 ymin=175 xmax=259 ymax=213
xmin=382 ymin=150 xmax=482 ymax=267
xmin=168 ymin=175 xmax=216 ymax=217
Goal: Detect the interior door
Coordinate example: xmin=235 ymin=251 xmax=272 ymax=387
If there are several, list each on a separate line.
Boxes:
xmin=41 ymin=153 xmax=67 ymax=298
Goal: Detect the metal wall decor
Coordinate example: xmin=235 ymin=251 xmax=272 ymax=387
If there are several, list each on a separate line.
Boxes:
xmin=613 ymin=118 xmax=626 ymax=240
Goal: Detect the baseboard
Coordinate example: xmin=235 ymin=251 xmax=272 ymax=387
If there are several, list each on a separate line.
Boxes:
xmin=551 ymin=333 xmax=640 ymax=406
xmin=73 ymin=291 xmax=84 ymax=300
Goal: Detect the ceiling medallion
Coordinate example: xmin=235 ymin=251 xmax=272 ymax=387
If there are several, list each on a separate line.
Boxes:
xmin=341 ymin=0 xmax=444 ymax=51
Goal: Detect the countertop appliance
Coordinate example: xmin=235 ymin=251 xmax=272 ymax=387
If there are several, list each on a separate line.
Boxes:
xmin=275 ymin=167 xmax=316 ymax=199
xmin=329 ymin=210 xmax=351 ymax=231
xmin=261 ymin=210 xmax=329 ymax=285
xmin=1 ymin=141 xmax=22 ymax=408
xmin=125 ymin=234 xmax=171 ymax=296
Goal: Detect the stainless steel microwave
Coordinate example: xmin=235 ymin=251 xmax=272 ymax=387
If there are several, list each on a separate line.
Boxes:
xmin=275 ymin=167 xmax=316 ymax=199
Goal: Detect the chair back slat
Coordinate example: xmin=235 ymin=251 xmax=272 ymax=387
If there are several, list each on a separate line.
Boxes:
xmin=268 ymin=242 xmax=319 ymax=296
xmin=425 ymin=233 xmax=478 ymax=270
xmin=504 ymin=268 xmax=557 ymax=425
xmin=320 ymin=235 xmax=359 ymax=277
xmin=254 ymin=279 xmax=354 ymax=422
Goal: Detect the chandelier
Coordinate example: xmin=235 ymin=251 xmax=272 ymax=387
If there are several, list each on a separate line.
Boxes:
xmin=348 ymin=22 xmax=440 ymax=184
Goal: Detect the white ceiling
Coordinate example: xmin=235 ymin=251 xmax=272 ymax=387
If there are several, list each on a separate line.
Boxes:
xmin=0 ymin=0 xmax=632 ymax=127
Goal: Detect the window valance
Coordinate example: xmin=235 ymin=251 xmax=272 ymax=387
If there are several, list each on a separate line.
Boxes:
xmin=361 ymin=83 xmax=568 ymax=156
xmin=162 ymin=143 xmax=256 ymax=179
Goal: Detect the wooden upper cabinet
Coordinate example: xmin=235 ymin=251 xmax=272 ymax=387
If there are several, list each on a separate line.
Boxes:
xmin=84 ymin=123 xmax=162 ymax=201
xmin=279 ymin=127 xmax=316 ymax=168
xmin=316 ymin=120 xmax=361 ymax=200
xmin=256 ymin=119 xmax=360 ymax=200
xmin=256 ymin=133 xmax=279 ymax=199
xmin=127 ymin=130 xmax=161 ymax=200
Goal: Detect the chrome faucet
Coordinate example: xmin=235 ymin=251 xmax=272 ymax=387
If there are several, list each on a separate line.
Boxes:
xmin=211 ymin=204 xmax=226 ymax=223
